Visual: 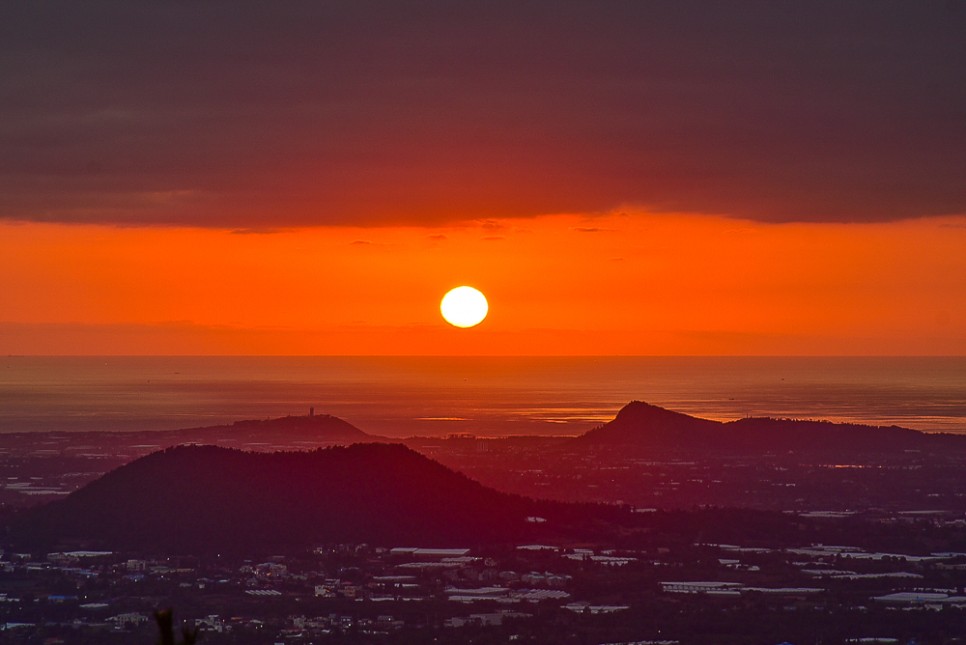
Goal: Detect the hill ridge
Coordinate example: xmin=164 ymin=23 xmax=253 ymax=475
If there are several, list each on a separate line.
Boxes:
xmin=10 ymin=442 xmax=547 ymax=553
xmin=575 ymin=400 xmax=965 ymax=454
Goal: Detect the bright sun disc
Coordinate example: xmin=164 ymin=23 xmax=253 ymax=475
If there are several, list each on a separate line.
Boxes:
xmin=440 ymin=286 xmax=488 ymax=328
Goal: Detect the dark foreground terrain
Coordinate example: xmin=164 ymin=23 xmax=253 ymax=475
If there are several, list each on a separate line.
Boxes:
xmin=1 ymin=402 xmax=964 ymax=643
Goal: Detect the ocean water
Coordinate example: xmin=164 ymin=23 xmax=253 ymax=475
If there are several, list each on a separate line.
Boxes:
xmin=0 ymin=356 xmax=964 ymax=437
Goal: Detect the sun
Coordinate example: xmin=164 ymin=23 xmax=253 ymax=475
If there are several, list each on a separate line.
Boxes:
xmin=440 ymin=286 xmax=488 ymax=328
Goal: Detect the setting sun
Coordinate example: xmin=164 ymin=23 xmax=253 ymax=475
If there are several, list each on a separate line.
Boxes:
xmin=440 ymin=286 xmax=488 ymax=328
xmin=2 ymin=5 xmax=966 ymax=643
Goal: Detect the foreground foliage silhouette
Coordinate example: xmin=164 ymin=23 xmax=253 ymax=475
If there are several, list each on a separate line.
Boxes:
xmin=155 ymin=609 xmax=198 ymax=645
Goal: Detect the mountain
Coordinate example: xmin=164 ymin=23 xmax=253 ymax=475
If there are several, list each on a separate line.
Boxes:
xmin=576 ymin=401 xmax=721 ymax=445
xmin=573 ymin=401 xmax=966 ymax=454
xmin=0 ymin=413 xmax=377 ymax=457
xmin=164 ymin=413 xmax=376 ymax=445
xmin=10 ymin=443 xmax=552 ymax=552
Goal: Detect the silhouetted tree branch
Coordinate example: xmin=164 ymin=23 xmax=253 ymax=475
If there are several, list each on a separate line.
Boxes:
xmin=155 ymin=608 xmax=199 ymax=645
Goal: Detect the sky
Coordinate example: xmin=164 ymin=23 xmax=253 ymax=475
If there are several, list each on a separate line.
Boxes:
xmin=1 ymin=1 xmax=964 ymax=355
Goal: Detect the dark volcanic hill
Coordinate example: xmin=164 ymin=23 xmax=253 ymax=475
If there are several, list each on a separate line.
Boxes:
xmin=169 ymin=413 xmax=376 ymax=445
xmin=0 ymin=413 xmax=378 ymax=460
xmin=10 ymin=443 xmax=554 ymax=553
xmin=574 ymin=401 xmax=966 ymax=455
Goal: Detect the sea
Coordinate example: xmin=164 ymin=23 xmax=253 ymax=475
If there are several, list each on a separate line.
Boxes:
xmin=0 ymin=356 xmax=964 ymax=437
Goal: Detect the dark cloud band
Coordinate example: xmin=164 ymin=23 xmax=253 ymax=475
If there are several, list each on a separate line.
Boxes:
xmin=1 ymin=1 xmax=964 ymax=226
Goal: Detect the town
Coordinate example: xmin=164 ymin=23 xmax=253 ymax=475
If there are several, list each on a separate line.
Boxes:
xmin=2 ymin=506 xmax=965 ymax=644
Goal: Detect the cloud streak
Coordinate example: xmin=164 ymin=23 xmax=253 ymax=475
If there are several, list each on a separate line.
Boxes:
xmin=1 ymin=1 xmax=964 ymax=227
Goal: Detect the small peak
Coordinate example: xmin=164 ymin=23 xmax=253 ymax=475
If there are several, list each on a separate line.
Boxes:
xmin=615 ymin=400 xmax=667 ymax=420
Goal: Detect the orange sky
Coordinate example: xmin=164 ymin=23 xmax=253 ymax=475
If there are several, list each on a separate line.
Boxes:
xmin=2 ymin=213 xmax=964 ymax=355
xmin=3 ymin=5 xmax=965 ymax=358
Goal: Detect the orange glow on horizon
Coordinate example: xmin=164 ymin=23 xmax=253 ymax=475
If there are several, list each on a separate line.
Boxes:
xmin=1 ymin=213 xmax=965 ymax=355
